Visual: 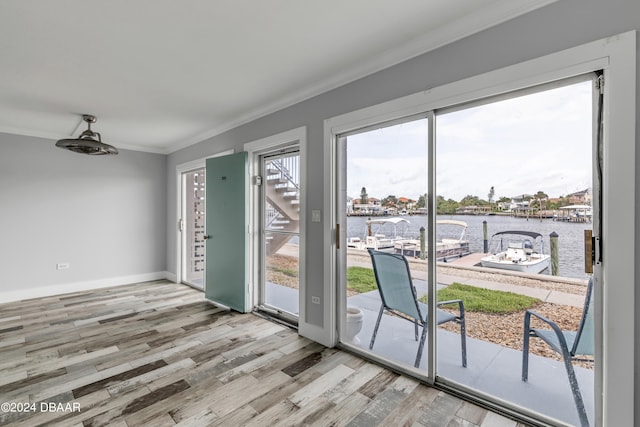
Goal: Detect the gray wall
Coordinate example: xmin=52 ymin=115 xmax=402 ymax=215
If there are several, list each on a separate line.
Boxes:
xmin=168 ymin=0 xmax=639 ymax=319
xmin=0 ymin=133 xmax=167 ymax=293
xmin=166 ymin=0 xmax=640 ymax=417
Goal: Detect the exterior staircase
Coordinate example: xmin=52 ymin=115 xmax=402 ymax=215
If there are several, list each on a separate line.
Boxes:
xmin=264 ymin=157 xmax=300 ymax=256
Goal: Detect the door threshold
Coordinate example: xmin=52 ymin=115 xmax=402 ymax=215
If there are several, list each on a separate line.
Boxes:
xmin=253 ymin=306 xmax=299 ymax=329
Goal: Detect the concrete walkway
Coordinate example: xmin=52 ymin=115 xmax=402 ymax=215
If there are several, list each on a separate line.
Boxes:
xmin=346 ymin=250 xmax=586 ymax=307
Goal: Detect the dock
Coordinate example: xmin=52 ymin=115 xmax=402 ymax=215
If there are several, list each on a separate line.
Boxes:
xmin=443 ymin=251 xmax=485 ymax=267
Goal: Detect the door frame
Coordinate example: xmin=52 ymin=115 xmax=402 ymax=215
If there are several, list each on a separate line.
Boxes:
xmin=324 ymin=31 xmax=635 ymax=426
xmin=245 ymin=127 xmax=307 ymax=323
xmin=175 ymin=149 xmax=234 ymax=290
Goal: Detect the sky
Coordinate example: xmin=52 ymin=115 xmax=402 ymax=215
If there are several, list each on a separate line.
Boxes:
xmin=346 ymin=80 xmax=593 ymax=202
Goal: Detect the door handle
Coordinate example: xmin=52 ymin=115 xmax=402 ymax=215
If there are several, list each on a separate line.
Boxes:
xmin=204 ymin=235 xmax=211 ymax=240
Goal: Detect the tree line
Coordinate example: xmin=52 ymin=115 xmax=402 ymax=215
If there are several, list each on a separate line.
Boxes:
xmin=359 ymin=186 xmax=576 ymax=215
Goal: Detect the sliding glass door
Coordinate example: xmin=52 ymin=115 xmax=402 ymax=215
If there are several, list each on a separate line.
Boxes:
xmin=336 ymin=76 xmax=600 ymax=426
xmin=337 ymin=115 xmax=436 ymax=374
xmin=434 ymin=77 xmax=597 ymax=427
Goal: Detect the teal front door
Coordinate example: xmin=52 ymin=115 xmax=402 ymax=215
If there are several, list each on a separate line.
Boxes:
xmin=205 ymin=152 xmax=248 ymax=312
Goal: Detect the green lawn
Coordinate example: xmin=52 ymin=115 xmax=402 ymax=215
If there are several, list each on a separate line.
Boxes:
xmin=268 ymin=266 xmax=298 ymax=277
xmin=346 ymin=266 xmax=378 ymax=293
xmin=347 ymin=266 xmax=539 ymax=314
xmin=426 ymin=282 xmax=540 ymax=313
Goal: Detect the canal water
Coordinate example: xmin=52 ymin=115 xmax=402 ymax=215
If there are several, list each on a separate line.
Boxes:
xmin=347 ymin=214 xmax=592 ymax=279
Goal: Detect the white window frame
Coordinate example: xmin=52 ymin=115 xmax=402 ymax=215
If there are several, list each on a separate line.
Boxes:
xmin=323 ymin=31 xmax=635 ymax=426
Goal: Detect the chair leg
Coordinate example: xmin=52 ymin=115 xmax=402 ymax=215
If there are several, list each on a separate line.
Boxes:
xmin=414 ymin=320 xmax=419 ymax=341
xmin=563 ymin=357 xmax=590 ymax=427
xmin=414 ymin=323 xmax=428 ymax=368
xmin=522 ymin=336 xmax=531 ymax=382
xmin=459 ymin=317 xmax=467 ymax=368
xmin=369 ymin=305 xmax=384 ymax=350
xmin=522 ymin=314 xmax=531 ymax=382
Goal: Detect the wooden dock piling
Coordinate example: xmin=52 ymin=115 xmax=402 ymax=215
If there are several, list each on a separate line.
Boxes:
xmin=550 ymin=231 xmax=559 ymax=276
xmin=483 ymin=220 xmax=488 ymax=253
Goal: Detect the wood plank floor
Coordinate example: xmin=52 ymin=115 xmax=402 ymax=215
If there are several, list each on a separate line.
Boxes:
xmin=0 ymin=281 xmax=529 ymax=426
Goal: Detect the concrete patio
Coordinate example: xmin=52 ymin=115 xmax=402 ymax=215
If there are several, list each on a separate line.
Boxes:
xmin=347 ymin=285 xmax=594 ymax=427
xmin=266 ymin=281 xmax=594 ymax=426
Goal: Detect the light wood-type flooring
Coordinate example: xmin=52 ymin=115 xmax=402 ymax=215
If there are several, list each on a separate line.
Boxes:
xmin=0 ymin=281 xmax=529 ymax=426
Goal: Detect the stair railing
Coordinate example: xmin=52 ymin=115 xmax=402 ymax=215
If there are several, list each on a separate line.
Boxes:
xmin=269 ymin=156 xmax=299 ymax=190
xmin=265 ymin=202 xmax=281 ymax=229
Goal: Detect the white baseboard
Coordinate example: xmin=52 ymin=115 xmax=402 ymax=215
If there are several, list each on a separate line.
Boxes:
xmin=0 ymin=272 xmax=171 ymax=304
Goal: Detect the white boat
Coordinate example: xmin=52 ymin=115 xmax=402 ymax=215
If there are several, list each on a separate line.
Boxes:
xmin=347 ymin=217 xmax=471 ymax=260
xmin=480 ymin=230 xmax=550 ymax=273
xmin=393 ymin=219 xmax=471 ymax=261
xmin=347 ymin=217 xmax=410 ymax=251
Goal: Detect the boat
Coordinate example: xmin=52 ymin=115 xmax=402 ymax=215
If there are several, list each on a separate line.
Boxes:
xmin=346 ymin=217 xmax=411 ymax=251
xmin=393 ymin=219 xmax=471 ymax=261
xmin=556 ymin=204 xmax=592 ymax=223
xmin=480 ymin=230 xmax=550 ymax=273
xmin=346 ymin=217 xmax=471 ymax=261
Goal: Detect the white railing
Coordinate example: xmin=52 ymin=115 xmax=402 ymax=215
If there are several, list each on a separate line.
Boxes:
xmin=268 ymin=155 xmax=299 ymax=189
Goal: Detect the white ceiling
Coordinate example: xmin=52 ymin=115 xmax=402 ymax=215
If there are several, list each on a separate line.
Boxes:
xmin=0 ymin=0 xmax=554 ymax=154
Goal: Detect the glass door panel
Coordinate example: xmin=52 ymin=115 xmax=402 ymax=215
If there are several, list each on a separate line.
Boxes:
xmin=260 ymin=151 xmax=300 ymax=318
xmin=181 ymin=168 xmax=205 ymax=289
xmin=435 ymin=78 xmax=596 ymax=426
xmin=335 ymin=76 xmax=598 ymax=426
xmin=338 ymin=116 xmax=433 ymax=375
xmin=264 ymin=233 xmax=299 ymax=315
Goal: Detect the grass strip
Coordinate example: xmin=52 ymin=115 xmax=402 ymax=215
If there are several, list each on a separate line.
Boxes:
xmin=347 ymin=266 xmax=378 ymax=293
xmin=346 ymin=266 xmax=539 ymax=314
xmin=429 ymin=282 xmax=539 ymax=313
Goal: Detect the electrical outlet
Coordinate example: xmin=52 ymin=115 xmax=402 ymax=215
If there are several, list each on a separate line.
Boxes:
xmin=56 ymin=263 xmax=70 ymax=270
xmin=311 ymin=296 xmax=320 ymax=304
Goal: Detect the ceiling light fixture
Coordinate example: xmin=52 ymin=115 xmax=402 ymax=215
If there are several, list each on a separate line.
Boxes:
xmin=55 ymin=114 xmax=118 ymax=155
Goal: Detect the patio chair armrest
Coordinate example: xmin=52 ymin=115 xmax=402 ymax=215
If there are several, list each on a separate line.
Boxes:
xmin=524 ymin=309 xmax=560 ymax=331
xmin=437 ymin=299 xmax=465 ymax=317
xmin=524 ymin=309 xmax=570 ymax=351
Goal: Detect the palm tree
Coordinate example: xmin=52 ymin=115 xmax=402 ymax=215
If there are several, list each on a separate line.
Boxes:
xmin=532 ymin=191 xmax=549 ymax=211
xmin=360 ymin=187 xmax=368 ymax=204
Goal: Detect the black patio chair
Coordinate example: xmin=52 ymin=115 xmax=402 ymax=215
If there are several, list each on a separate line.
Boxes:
xmin=522 ymin=277 xmax=594 ymax=427
xmin=367 ymin=248 xmax=467 ymax=368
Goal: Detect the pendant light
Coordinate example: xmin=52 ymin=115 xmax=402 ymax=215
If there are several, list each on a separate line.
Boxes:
xmin=56 ymin=114 xmax=118 ymax=155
